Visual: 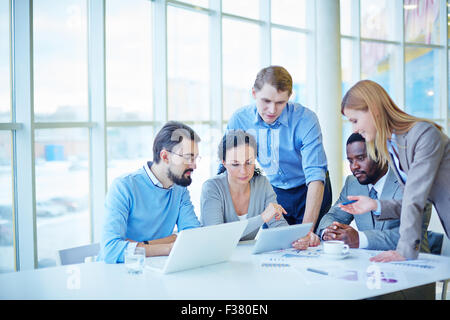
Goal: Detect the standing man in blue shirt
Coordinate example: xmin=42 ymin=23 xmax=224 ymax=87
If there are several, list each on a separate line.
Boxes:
xmin=98 ymin=121 xmax=202 ymax=263
xmin=226 ymin=66 xmax=331 ymax=246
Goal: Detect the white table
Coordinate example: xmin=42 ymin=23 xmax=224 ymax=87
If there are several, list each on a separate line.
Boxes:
xmin=1 ymin=241 xmax=450 ymax=300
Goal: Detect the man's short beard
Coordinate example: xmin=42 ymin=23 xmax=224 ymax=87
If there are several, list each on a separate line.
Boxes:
xmin=356 ymin=166 xmax=384 ymax=185
xmin=168 ymin=168 xmax=193 ymax=187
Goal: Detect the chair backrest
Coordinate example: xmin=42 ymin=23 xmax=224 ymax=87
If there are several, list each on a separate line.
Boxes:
xmin=58 ymin=243 xmax=100 ymax=266
xmin=441 ymin=235 xmax=450 ymax=257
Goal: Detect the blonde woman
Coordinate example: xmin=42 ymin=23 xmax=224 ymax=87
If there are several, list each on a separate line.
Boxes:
xmin=339 ymin=80 xmax=450 ymax=262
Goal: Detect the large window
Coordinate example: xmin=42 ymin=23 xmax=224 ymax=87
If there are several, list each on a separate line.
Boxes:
xmin=32 ymin=0 xmax=90 ymax=268
xmin=105 ymin=0 xmax=154 ymax=187
xmin=271 ymin=0 xmax=307 ymax=29
xmin=222 ymin=0 xmax=260 ymax=20
xmin=404 ymin=0 xmax=441 ymax=44
xmin=271 ymin=29 xmax=308 ymax=105
xmin=2 ymin=0 xmax=448 ymax=273
xmin=107 ymin=126 xmax=154 ymax=183
xmin=167 ymin=6 xmax=210 ymax=121
xmin=340 ymin=0 xmax=449 ymax=182
xmin=341 ymin=38 xmax=357 ymax=96
xmin=360 ymin=0 xmax=397 ymax=41
xmin=33 ymin=0 xmax=88 ymax=122
xmin=405 ymin=47 xmax=441 ymax=118
xmin=106 ymin=0 xmax=153 ymax=122
xmin=222 ymin=18 xmax=260 ymax=120
xmin=34 ymin=128 xmax=90 ymax=267
xmin=404 ymin=0 xmax=442 ymax=119
xmin=360 ymin=41 xmax=399 ymax=98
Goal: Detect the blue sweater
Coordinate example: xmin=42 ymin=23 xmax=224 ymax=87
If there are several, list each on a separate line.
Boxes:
xmin=99 ymin=167 xmax=201 ymax=263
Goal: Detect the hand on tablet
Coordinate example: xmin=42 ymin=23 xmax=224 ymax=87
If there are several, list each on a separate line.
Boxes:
xmin=261 ymin=203 xmax=287 ymax=223
xmin=292 ymin=231 xmax=320 ymax=250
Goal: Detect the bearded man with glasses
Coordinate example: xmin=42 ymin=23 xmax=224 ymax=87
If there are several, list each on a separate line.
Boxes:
xmin=98 ymin=121 xmax=202 ymax=263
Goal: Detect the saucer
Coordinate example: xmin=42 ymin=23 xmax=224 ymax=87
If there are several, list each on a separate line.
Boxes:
xmin=321 ymin=252 xmax=350 ymax=260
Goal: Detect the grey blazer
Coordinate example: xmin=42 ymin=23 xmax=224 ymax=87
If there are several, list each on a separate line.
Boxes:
xmin=200 ymin=172 xmax=288 ymax=240
xmin=317 ymin=170 xmax=402 ymax=250
xmin=377 ymin=122 xmax=450 ymax=259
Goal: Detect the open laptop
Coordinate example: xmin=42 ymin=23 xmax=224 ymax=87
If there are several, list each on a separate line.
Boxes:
xmin=252 ymin=222 xmax=312 ymax=254
xmin=145 ymin=220 xmax=248 ymax=274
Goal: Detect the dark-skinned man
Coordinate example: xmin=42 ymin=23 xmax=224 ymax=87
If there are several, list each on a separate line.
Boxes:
xmin=317 ymin=133 xmax=433 ymax=251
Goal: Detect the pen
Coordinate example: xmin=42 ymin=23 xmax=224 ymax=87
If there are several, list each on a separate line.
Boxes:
xmin=341 ymin=200 xmax=357 ymax=205
xmin=306 ymin=268 xmax=328 ymax=275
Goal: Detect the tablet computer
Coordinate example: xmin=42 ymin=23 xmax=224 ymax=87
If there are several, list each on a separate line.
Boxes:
xmin=252 ymin=222 xmax=312 ymax=254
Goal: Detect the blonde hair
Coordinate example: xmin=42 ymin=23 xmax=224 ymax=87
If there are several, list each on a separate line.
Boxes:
xmin=341 ymin=80 xmax=442 ymax=167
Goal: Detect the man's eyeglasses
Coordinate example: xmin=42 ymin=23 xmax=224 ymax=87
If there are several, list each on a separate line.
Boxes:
xmin=168 ymin=151 xmax=201 ymax=164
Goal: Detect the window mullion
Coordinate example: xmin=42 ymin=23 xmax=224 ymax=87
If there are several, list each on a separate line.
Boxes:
xmin=396 ymin=0 xmax=405 ymax=109
xmin=259 ymin=0 xmax=270 ymax=67
xmin=11 ymin=0 xmax=37 ymax=271
xmin=87 ymin=0 xmax=107 ymax=244
xmin=152 ymin=0 xmax=168 ymax=125
xmin=209 ymin=0 xmax=223 ymax=176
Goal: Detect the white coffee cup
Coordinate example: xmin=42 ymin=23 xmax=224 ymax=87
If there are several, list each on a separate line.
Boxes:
xmin=323 ymin=240 xmax=349 ymax=255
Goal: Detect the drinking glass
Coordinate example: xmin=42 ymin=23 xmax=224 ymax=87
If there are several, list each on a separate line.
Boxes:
xmin=124 ymin=246 xmax=145 ymax=274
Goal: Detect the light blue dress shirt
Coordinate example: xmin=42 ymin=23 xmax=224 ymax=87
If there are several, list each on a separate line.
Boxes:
xmin=98 ymin=162 xmax=201 ymax=263
xmin=226 ymin=102 xmax=328 ymax=189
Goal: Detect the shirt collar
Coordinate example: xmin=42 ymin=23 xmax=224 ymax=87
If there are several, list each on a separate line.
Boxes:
xmin=252 ymin=102 xmax=290 ymax=128
xmin=387 ymin=133 xmax=399 ymax=149
xmin=144 ymin=161 xmax=172 ymax=189
xmin=367 ymin=167 xmax=389 ymax=196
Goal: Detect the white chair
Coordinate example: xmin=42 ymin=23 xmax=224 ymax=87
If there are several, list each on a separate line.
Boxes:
xmin=58 ymin=243 xmax=100 ymax=266
xmin=441 ymin=235 xmax=450 ymax=300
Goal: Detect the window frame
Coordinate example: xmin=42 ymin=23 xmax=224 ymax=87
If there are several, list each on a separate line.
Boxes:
xmin=4 ymin=0 xmax=448 ymax=272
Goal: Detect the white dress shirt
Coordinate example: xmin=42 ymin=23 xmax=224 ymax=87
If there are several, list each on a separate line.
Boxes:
xmin=358 ymin=169 xmax=389 ymax=248
xmin=144 ymin=161 xmax=174 ymax=189
xmin=387 ymin=134 xmax=408 ymax=183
